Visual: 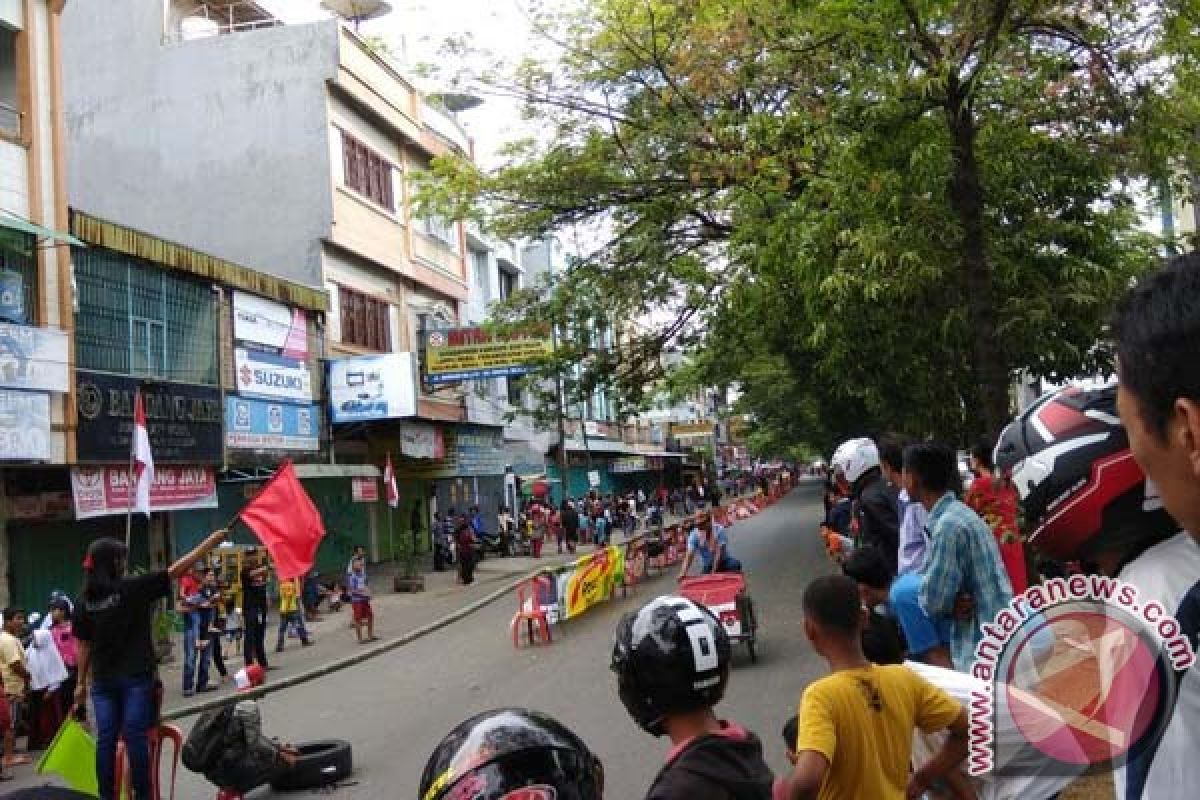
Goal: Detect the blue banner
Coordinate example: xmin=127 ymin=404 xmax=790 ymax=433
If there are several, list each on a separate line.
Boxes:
xmin=225 ymin=396 xmax=320 ymax=451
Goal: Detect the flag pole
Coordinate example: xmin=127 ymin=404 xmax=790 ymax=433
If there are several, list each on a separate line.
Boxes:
xmin=125 ymin=388 xmax=138 ymax=550
xmin=388 ymin=502 xmax=396 ymax=563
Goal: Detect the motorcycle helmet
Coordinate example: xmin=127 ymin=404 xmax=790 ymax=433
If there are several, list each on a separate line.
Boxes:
xmin=831 ymin=438 xmax=880 ymax=485
xmin=419 ymin=709 xmax=603 ymax=800
xmin=994 ymin=383 xmax=1177 ymax=563
xmin=611 ymin=596 xmax=731 ymax=736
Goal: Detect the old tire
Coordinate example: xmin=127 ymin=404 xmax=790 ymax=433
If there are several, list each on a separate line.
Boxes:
xmin=270 ymin=739 xmax=353 ymax=791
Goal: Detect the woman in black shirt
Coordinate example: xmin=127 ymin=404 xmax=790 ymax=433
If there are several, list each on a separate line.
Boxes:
xmin=73 ymin=529 xmax=228 ymax=800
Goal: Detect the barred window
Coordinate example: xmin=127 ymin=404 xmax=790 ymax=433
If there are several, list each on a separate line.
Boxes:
xmin=338 ymin=285 xmax=391 ymax=351
xmin=74 ymin=248 xmax=217 ymax=384
xmin=342 ymin=132 xmax=395 ymax=211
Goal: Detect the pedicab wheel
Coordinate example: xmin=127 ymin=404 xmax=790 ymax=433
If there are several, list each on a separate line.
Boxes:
xmin=269 ymin=738 xmax=353 ymax=790
xmin=747 ymin=637 xmax=757 ymax=663
xmin=738 ymin=594 xmax=758 ymax=663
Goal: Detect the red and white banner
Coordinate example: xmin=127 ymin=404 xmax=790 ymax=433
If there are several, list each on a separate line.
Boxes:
xmin=71 ymin=465 xmax=217 ymax=520
xmin=351 ymin=477 xmax=378 ymax=503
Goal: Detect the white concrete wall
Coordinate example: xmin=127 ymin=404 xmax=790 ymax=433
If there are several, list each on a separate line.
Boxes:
xmin=0 ymin=139 xmax=27 ymax=217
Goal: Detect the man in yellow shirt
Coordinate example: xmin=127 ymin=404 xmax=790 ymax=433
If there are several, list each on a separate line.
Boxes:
xmin=274 ymin=577 xmax=312 ymax=652
xmin=781 ymin=576 xmax=969 ymax=800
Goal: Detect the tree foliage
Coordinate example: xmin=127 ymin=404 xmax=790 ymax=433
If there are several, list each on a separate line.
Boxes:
xmin=420 ymin=0 xmax=1200 ymax=453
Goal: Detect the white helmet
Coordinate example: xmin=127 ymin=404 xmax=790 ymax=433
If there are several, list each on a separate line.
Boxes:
xmin=832 ymin=438 xmax=880 ymax=485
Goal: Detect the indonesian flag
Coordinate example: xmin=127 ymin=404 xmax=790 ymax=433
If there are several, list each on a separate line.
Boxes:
xmin=384 ymin=453 xmax=399 ymax=508
xmin=239 ymin=461 xmax=326 ymax=580
xmin=131 ymin=389 xmax=154 ymax=515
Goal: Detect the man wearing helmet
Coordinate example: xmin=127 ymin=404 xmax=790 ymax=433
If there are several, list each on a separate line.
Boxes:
xmin=419 ymin=709 xmax=604 ymax=800
xmin=611 ymin=596 xmax=774 ymax=800
xmin=831 ymin=438 xmax=900 ymax=576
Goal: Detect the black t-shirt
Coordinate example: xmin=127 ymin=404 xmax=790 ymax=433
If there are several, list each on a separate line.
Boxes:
xmin=241 ymin=565 xmax=268 ymax=609
xmin=73 ymin=571 xmax=170 ymax=683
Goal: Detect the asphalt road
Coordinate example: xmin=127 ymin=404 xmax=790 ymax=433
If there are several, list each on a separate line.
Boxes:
xmin=44 ymin=485 xmax=834 ymax=798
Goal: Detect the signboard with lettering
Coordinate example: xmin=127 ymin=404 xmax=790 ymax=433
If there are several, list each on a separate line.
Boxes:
xmin=75 ymin=371 xmax=223 ymax=463
xmin=670 ymin=421 xmax=716 ymax=437
xmin=393 ymin=424 xmax=504 ymax=479
xmin=225 ymin=397 xmax=320 ymax=451
xmin=609 ymin=456 xmax=647 ymax=474
xmin=0 ymin=389 xmax=49 ymax=460
xmin=328 ymin=353 xmax=417 ymax=424
xmin=351 ymin=477 xmax=378 ymax=503
xmin=424 ymin=326 xmax=552 ymax=385
xmin=400 ymin=421 xmax=445 ymax=459
xmin=234 ymin=348 xmax=312 ymax=404
xmin=0 ymin=323 xmax=69 ymax=392
xmin=71 ymin=465 xmax=218 ymax=519
xmin=232 ymin=291 xmax=308 ymax=359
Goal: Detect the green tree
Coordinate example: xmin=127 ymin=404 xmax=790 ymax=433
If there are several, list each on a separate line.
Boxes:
xmin=422 ymin=0 xmax=1198 ymax=443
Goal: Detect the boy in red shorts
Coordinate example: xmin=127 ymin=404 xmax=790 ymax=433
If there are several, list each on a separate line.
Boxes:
xmin=347 ymin=557 xmax=377 ymax=644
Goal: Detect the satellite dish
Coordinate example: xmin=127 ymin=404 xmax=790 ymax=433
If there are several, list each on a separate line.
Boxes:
xmin=320 ymin=0 xmax=393 ymax=25
xmin=428 ymin=93 xmax=484 ymax=113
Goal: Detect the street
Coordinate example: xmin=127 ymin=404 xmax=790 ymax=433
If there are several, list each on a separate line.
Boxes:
xmin=174 ymin=485 xmax=828 ymax=798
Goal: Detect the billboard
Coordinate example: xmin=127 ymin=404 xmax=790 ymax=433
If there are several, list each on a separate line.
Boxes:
xmin=234 ymin=347 xmax=313 ymax=404
xmin=225 ymin=397 xmax=320 ymax=451
xmin=424 ymin=326 xmax=551 ymax=385
xmin=328 ymin=352 xmax=417 ymax=424
xmin=232 ymin=291 xmax=308 ymax=359
xmin=71 ymin=465 xmax=218 ymax=519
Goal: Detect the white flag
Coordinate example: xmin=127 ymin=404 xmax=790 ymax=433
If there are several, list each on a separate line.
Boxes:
xmin=132 ymin=389 xmax=154 ymax=515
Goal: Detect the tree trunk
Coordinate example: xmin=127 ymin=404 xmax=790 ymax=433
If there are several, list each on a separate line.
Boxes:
xmin=946 ymin=97 xmax=1010 ymax=440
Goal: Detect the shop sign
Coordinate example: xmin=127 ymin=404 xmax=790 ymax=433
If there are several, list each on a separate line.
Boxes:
xmin=670 ymin=421 xmax=716 ymax=437
xmin=328 ymin=353 xmax=417 ymax=424
xmin=6 ymin=490 xmax=72 ymax=520
xmin=0 ymin=323 xmax=69 ymax=392
xmin=0 ymin=270 xmax=26 ymax=323
xmin=0 ymin=389 xmax=50 ymax=460
xmin=609 ymin=456 xmax=647 ymax=474
xmin=70 ymin=465 xmax=218 ymax=519
xmin=234 ymin=348 xmax=313 ymax=404
xmin=232 ymin=291 xmax=308 ymax=359
xmin=351 ymin=477 xmax=378 ymax=503
xmin=400 ymin=421 xmax=445 ymax=459
xmin=393 ymin=424 xmax=504 ymax=479
xmin=225 ymin=397 xmax=320 ymax=451
xmin=424 ymin=326 xmax=552 ymax=385
xmin=75 ymin=371 xmax=223 ymax=464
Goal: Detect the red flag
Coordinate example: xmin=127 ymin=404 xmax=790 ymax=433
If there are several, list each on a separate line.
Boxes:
xmin=131 ymin=389 xmax=154 ymax=515
xmin=239 ymin=461 xmax=325 ymax=580
xmin=384 ymin=453 xmax=399 ymax=508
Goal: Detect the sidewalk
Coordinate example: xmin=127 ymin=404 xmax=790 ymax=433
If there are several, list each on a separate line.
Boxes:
xmin=158 ymin=502 xmax=727 ymax=716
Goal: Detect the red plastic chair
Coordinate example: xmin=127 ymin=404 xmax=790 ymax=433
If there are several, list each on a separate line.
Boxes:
xmin=511 ymin=574 xmax=554 ymax=647
xmin=115 ymin=723 xmax=183 ymax=800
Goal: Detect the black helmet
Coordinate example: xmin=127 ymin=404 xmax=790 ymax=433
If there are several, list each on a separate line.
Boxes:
xmin=419 ymin=709 xmax=603 ymax=800
xmin=994 ymin=384 xmax=1176 ymax=563
xmin=611 ymin=596 xmax=731 ymax=736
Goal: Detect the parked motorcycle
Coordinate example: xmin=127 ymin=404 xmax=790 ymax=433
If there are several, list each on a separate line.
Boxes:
xmin=432 ymin=529 xmax=456 ymax=571
xmin=475 ymin=530 xmax=509 ymax=560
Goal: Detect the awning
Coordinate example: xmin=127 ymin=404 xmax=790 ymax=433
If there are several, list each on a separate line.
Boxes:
xmin=0 ymin=212 xmax=85 ymax=247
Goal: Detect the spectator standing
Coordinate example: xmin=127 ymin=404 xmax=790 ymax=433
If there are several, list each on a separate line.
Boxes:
xmin=198 ymin=569 xmax=228 ymax=686
xmin=239 ymin=550 xmax=271 ymax=670
xmin=877 ymin=434 xmax=928 ymax=576
xmin=49 ymin=597 xmax=78 ymax=720
xmin=909 ymin=442 xmax=1013 ymax=672
xmin=964 ymin=438 xmax=1028 ymax=593
xmin=274 ymin=577 xmax=311 ymax=652
xmin=454 ymin=520 xmax=477 ymax=585
xmin=781 ymin=576 xmax=969 ymax=800
xmin=74 ymin=529 xmax=228 ymax=800
xmin=831 ymin=438 xmax=900 ymax=576
xmin=345 ymin=545 xmax=366 ymax=576
xmin=593 ymin=509 xmax=609 ymax=548
xmin=561 ymin=501 xmax=580 ymax=554
xmin=0 ymin=609 xmax=30 ymax=774
xmin=347 ymin=557 xmax=378 ymax=643
xmin=178 ymin=561 xmax=210 ymax=697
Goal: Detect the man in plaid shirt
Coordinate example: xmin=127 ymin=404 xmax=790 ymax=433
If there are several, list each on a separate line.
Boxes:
xmin=908 ymin=442 xmax=1013 ymax=671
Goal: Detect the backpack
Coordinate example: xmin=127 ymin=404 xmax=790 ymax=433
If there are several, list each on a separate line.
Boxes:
xmin=182 ymin=702 xmax=235 ymax=773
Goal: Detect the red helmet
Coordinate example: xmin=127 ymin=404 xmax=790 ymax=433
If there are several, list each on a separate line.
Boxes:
xmin=993 ymin=384 xmax=1176 ymax=562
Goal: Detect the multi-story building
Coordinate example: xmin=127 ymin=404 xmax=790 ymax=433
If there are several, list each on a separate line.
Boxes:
xmin=62 ymin=0 xmax=507 ymax=553
xmin=0 ymin=0 xmax=84 ymax=606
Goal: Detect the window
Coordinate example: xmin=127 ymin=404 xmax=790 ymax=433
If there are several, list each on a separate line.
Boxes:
xmin=0 ymin=26 xmax=18 ymax=138
xmin=338 ymin=285 xmax=391 ymax=351
xmin=498 ymin=269 xmax=516 ymax=301
xmin=471 ymin=249 xmax=489 ymax=297
xmin=506 ymin=377 xmax=523 ymax=408
xmin=341 ymin=131 xmax=395 ymax=211
xmin=418 ymin=215 xmax=459 ymax=252
xmin=0 ymin=232 xmax=38 ymax=324
xmin=74 ymin=248 xmax=217 ymax=384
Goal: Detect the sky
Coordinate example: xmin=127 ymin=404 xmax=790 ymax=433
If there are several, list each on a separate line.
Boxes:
xmin=259 ymin=0 xmax=541 ymax=165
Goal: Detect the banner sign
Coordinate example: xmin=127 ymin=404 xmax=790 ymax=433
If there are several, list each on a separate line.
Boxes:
xmin=393 ymin=424 xmax=504 ymax=479
xmin=0 ymin=270 xmax=26 ymax=324
xmin=0 ymin=323 xmax=69 ymax=392
xmin=671 ymin=422 xmax=716 ymax=437
xmin=71 ymin=465 xmax=218 ymax=519
xmin=234 ymin=348 xmax=313 ymax=404
xmin=232 ymin=291 xmax=308 ymax=359
xmin=424 ymin=326 xmax=552 ymax=384
xmin=6 ymin=490 xmax=72 ymax=521
xmin=0 ymin=389 xmax=49 ymax=460
xmin=351 ymin=477 xmax=378 ymax=503
xmin=609 ymin=456 xmax=647 ymax=474
xmin=75 ymin=371 xmax=223 ymax=464
xmin=557 ymin=546 xmax=626 ymax=620
xmin=329 ymin=353 xmax=417 ymax=423
xmin=225 ymin=397 xmax=320 ymax=451
xmin=400 ymin=421 xmax=445 ymax=459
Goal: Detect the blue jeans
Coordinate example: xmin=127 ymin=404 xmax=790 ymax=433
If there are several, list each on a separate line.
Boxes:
xmin=92 ymin=673 xmax=156 ymax=800
xmin=182 ymin=611 xmax=211 ymax=693
xmin=275 ymin=610 xmax=310 ymax=649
